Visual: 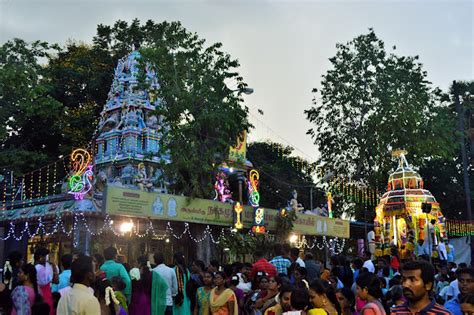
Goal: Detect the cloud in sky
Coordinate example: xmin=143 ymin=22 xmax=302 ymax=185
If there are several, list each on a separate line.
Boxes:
xmin=1 ymin=0 xmax=472 ymax=163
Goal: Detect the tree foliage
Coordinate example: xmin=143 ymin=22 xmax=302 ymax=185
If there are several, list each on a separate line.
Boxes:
xmin=1 ymin=20 xmax=251 ymax=200
xmin=247 ymin=141 xmax=324 ymax=210
xmin=305 ymin=29 xmax=458 ymax=218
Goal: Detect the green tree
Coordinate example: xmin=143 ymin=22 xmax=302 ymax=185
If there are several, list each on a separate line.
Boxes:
xmin=0 ymin=39 xmax=64 ymax=174
xmin=246 ymin=141 xmax=324 ymax=210
xmin=305 ymin=29 xmax=458 ymax=219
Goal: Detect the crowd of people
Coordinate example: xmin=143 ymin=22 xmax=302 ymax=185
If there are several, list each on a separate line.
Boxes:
xmin=0 ymin=242 xmax=473 ymax=315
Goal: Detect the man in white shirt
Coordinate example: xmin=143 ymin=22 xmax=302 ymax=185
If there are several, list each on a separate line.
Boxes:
xmin=362 ymin=251 xmax=375 ymax=273
xmin=438 ymin=241 xmax=448 ymax=264
xmin=153 ymin=252 xmax=178 ymax=315
xmin=290 ymin=248 xmax=305 ymax=268
xmin=57 ymin=255 xmax=100 ymax=315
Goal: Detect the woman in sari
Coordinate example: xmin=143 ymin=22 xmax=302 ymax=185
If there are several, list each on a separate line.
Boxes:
xmin=11 ymin=263 xmax=42 ymax=315
xmin=173 ymin=252 xmax=191 ymax=315
xmin=209 ymin=272 xmax=238 ymax=315
xmin=129 ymin=258 xmax=152 ymax=315
xmin=34 ymin=247 xmax=57 ymax=315
xmin=194 ymin=271 xmax=213 ymax=315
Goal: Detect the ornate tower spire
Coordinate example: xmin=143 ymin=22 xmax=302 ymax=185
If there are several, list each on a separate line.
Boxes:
xmin=94 ymin=50 xmax=169 ymax=192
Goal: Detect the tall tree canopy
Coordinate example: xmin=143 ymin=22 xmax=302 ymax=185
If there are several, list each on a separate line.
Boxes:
xmin=305 ymin=29 xmax=458 ymax=218
xmin=0 ymin=19 xmax=251 ymax=199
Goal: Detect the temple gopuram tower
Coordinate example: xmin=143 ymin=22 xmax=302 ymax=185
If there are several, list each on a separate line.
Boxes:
xmin=94 ymin=50 xmax=169 ymax=192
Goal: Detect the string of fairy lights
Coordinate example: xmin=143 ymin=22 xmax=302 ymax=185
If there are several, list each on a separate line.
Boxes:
xmin=0 ymin=211 xmax=346 ymax=251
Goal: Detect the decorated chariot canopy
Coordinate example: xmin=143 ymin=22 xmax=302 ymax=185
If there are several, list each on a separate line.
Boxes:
xmin=374 ymin=151 xmax=447 ymax=258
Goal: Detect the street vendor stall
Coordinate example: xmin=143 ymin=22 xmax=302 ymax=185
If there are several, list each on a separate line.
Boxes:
xmin=374 ymin=152 xmax=448 ymax=260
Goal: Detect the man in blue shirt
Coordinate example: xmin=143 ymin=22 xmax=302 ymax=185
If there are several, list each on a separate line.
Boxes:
xmin=445 ymin=267 xmax=474 ymax=315
xmin=270 ymin=244 xmax=291 ymax=276
xmin=53 ymin=254 xmax=73 ymax=292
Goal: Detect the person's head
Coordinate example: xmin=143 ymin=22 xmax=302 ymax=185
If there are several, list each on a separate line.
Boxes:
xmin=192 ymin=260 xmax=205 ymax=273
xmin=356 ymin=272 xmax=383 ymax=302
xmin=336 ymin=288 xmax=355 ymax=312
xmin=305 ymin=253 xmax=314 ymax=261
xmin=257 ymin=275 xmax=269 ymax=290
xmin=460 ymin=263 xmax=468 ymax=269
xmin=290 ymin=248 xmax=300 ymax=260
xmin=364 ymin=251 xmax=372 ymax=260
xmin=103 ymin=246 xmax=118 ymax=261
xmin=61 ymin=254 xmax=73 ymax=270
xmin=291 ymin=288 xmax=309 ymax=311
xmin=294 ymin=267 xmax=307 ymax=282
xmin=460 ymin=294 xmax=474 ymax=314
xmin=377 ymin=257 xmax=387 ymax=269
xmin=111 ymin=276 xmax=126 ymax=291
xmin=417 ymin=239 xmax=424 ymax=245
xmin=8 ymin=251 xmax=23 ymax=268
xmin=400 ymin=260 xmax=435 ymax=303
xmin=208 ymin=260 xmax=220 ymax=273
xmin=18 ymin=263 xmax=36 ymax=285
xmin=241 ymin=263 xmax=252 ymax=277
xmin=268 ymin=276 xmax=283 ymax=291
xmin=279 ymin=285 xmax=293 ymax=311
xmin=173 ymin=252 xmax=186 ymax=266
xmin=273 ymin=243 xmax=284 ymax=256
xmin=353 ymin=258 xmax=364 ymax=270
xmin=214 ymin=271 xmax=226 ymax=287
xmin=154 ymin=252 xmax=164 ymax=265
xmin=71 ymin=255 xmax=95 ymax=287
xmin=389 ymin=285 xmax=403 ymax=302
xmin=448 ymin=262 xmax=457 ymax=270
xmin=309 ymin=279 xmax=341 ymax=314
xmin=457 ymin=268 xmax=474 ymax=296
xmin=94 ymin=278 xmax=117 ymax=315
xmin=93 ymin=253 xmax=104 ymax=267
xmin=430 ymin=219 xmax=436 ymax=225
xmin=33 ymin=247 xmax=49 ymax=265
xmin=202 ymin=271 xmax=214 ymax=287
xmin=230 ymin=275 xmax=239 ymax=287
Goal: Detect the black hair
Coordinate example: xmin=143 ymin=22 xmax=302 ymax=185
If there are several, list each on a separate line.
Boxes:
xmin=279 ymin=285 xmax=294 ymax=298
xmin=33 ymin=247 xmax=49 ymax=263
xmin=31 ymin=302 xmax=50 ymax=315
xmin=305 ymin=252 xmax=314 ymax=260
xmin=337 ymin=288 xmax=355 ymax=312
xmin=111 ymin=276 xmax=126 ymax=291
xmin=94 ymin=253 xmax=105 ymax=267
xmin=210 ymin=260 xmax=220 ymax=268
xmin=460 ymin=263 xmax=468 ymax=269
xmin=460 ymin=293 xmax=474 ymax=304
xmin=389 ymin=285 xmax=403 ymax=302
xmin=173 ymin=252 xmax=186 ymax=266
xmin=21 ymin=263 xmax=42 ymax=304
xmin=401 ymin=260 xmax=435 ymax=291
xmin=94 ymin=278 xmax=116 ymax=315
xmin=61 ymin=254 xmax=73 ymax=270
xmin=8 ymin=251 xmax=23 ymax=266
xmin=154 ymin=252 xmax=164 ymax=265
xmin=309 ymin=279 xmax=341 ymax=315
xmin=193 ymin=260 xmax=205 ymax=271
xmin=214 ymin=271 xmax=227 ymax=281
xmin=291 ymin=288 xmax=309 ymax=311
xmin=457 ymin=268 xmax=474 ymax=279
xmin=137 ymin=255 xmax=148 ymax=266
xmin=71 ymin=255 xmax=94 ymax=284
xmin=353 ymin=258 xmax=364 ymax=270
xmin=290 ymin=247 xmax=300 ymax=257
xmin=282 ymin=244 xmax=291 ymax=255
xmin=243 ymin=262 xmax=252 ymax=269
xmin=273 ymin=243 xmax=284 ymax=256
xmin=230 ymin=274 xmax=240 ymax=286
xmin=356 ymin=272 xmax=383 ymax=300
xmin=103 ymin=246 xmax=117 ymax=260
xmin=295 ymin=266 xmax=307 ymax=278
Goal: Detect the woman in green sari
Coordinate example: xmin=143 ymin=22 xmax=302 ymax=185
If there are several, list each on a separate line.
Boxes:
xmin=194 ymin=271 xmax=214 ymax=315
xmin=173 ymin=252 xmax=191 ymax=315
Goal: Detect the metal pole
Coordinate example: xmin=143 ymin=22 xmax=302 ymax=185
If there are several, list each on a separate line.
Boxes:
xmin=310 ymin=187 xmax=313 ymax=210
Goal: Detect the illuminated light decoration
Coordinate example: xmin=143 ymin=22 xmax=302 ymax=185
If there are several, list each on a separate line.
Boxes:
xmin=213 ymin=172 xmax=232 ymax=203
xmin=327 ymin=192 xmax=333 ymax=218
xmin=252 ymin=207 xmax=265 ymax=234
xmin=68 ymin=149 xmax=94 ymax=200
xmin=233 ymin=202 xmax=244 ymax=230
xmin=248 ymin=170 xmax=260 ymax=207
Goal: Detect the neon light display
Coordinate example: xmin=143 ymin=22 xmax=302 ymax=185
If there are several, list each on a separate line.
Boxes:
xmin=233 ymin=202 xmax=243 ymax=230
xmin=248 ymin=170 xmax=260 ymax=207
xmin=68 ymin=149 xmax=94 ymax=200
